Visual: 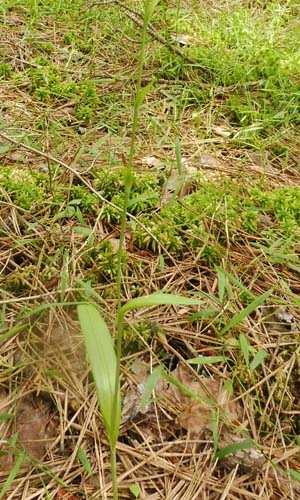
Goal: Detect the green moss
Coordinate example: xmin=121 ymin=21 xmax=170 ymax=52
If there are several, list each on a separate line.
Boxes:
xmin=28 ymin=61 xmax=99 ymax=120
xmin=84 ymin=240 xmax=127 ymax=282
xmin=2 ymin=165 xmax=300 ymax=261
xmin=0 ymin=167 xmax=47 ymax=209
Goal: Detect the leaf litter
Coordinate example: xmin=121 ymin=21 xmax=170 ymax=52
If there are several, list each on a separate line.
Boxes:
xmin=122 ymin=358 xmax=300 ymax=494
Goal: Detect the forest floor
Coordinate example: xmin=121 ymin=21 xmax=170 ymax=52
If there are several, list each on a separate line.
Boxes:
xmin=1 ymin=0 xmax=300 ymax=498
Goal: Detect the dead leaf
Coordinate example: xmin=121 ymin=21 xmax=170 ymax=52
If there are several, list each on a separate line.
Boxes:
xmin=199 ymin=153 xmax=222 ymax=170
xmin=170 ymin=33 xmax=195 ymax=46
xmin=212 ymin=126 xmax=232 ymax=138
xmin=0 ymin=390 xmax=14 ymax=474
xmin=160 ymin=364 xmax=242 ymax=438
xmin=5 ymin=150 xmax=24 ymax=162
xmin=161 ymin=165 xmax=198 ymax=205
xmin=122 ymin=359 xmax=150 ymax=423
xmin=108 ymin=237 xmax=121 ymax=253
xmin=16 ymin=397 xmax=53 ymax=461
xmin=141 ymin=156 xmax=162 ymax=168
xmin=56 ymin=488 xmax=79 ymax=500
xmin=257 ymin=306 xmax=296 ymax=332
xmin=122 ymin=361 xmax=242 ymax=440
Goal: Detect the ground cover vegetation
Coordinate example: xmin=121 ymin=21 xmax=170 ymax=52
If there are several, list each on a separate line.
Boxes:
xmin=1 ymin=0 xmax=300 ymax=498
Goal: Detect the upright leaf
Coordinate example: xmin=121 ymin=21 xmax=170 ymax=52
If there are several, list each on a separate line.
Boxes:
xmin=239 ymin=333 xmax=250 ymax=367
xmin=77 ymin=304 xmax=121 ymax=447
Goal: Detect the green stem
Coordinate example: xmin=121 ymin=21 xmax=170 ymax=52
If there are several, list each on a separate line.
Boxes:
xmin=110 ymin=5 xmax=152 ymax=499
xmin=111 ymin=445 xmax=118 ymax=500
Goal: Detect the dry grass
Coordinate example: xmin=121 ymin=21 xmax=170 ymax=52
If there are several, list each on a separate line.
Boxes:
xmin=1 ymin=0 xmax=300 ymax=498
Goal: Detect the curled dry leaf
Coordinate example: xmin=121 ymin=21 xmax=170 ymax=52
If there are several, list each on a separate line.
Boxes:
xmin=56 ymin=488 xmax=79 ymax=500
xmin=107 ymin=237 xmax=121 ymax=253
xmin=123 ymin=360 xmax=243 ymax=439
xmin=199 ymin=153 xmax=223 ymax=170
xmin=122 ymin=361 xmax=300 ymax=491
xmin=212 ymin=126 xmax=232 ymax=138
xmin=122 ymin=359 xmax=150 ymax=423
xmin=170 ymin=33 xmax=195 ymax=46
xmin=141 ymin=156 xmax=162 ymax=168
xmin=161 ymin=165 xmax=198 ymax=205
xmin=257 ymin=306 xmax=296 ymax=332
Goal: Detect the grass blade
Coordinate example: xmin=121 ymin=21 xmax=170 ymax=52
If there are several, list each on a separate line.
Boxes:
xmin=239 ymin=333 xmax=250 ymax=367
xmin=77 ymin=447 xmax=92 ymax=475
xmin=187 ymin=355 xmax=227 ymax=366
xmin=0 ymin=451 xmax=25 ymax=500
xmin=216 ymin=440 xmax=255 ymax=460
xmin=220 ymin=289 xmax=273 ymax=336
xmin=140 ymin=365 xmax=164 ymax=411
xmin=250 ymin=349 xmax=268 ymax=371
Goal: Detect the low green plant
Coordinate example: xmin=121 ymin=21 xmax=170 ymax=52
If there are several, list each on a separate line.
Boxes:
xmin=76 ymin=2 xmax=202 ymax=499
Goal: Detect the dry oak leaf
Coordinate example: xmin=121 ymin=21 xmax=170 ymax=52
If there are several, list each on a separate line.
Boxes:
xmin=160 ymin=364 xmax=242 ymax=439
xmin=16 ymin=396 xmax=54 ymax=462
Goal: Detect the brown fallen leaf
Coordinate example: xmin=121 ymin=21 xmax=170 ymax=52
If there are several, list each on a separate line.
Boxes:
xmin=141 ymin=156 xmax=162 ymax=168
xmin=212 ymin=126 xmax=232 ymax=138
xmin=0 ymin=389 xmax=15 ymax=474
xmin=170 ymin=33 xmax=195 ymax=46
xmin=16 ymin=396 xmax=53 ymax=462
xmin=161 ymin=164 xmax=198 ymax=205
xmin=159 ymin=364 xmax=242 ymax=438
xmin=56 ymin=488 xmax=79 ymax=500
xmin=0 ymin=394 xmax=56 ymax=476
xmin=257 ymin=306 xmax=296 ymax=332
xmin=123 ymin=361 xmax=300 ymax=494
xmin=199 ymin=153 xmax=223 ymax=170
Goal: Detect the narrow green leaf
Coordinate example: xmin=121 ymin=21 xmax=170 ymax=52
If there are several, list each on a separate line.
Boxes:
xmin=60 ymin=250 xmax=69 ymax=302
xmin=220 ymin=289 xmax=273 ymax=335
xmin=135 ymin=80 xmax=154 ymax=111
xmin=0 ymin=451 xmax=25 ymax=499
xmin=216 ymin=440 xmax=255 ymax=460
xmin=211 ymin=409 xmax=218 ymax=456
xmin=164 ymin=373 xmax=198 ymax=399
xmin=0 ymin=143 xmax=11 ymax=154
xmin=175 ymin=137 xmax=182 ymax=175
xmin=75 ymin=278 xmax=103 ymax=301
xmin=144 ymin=0 xmax=159 ymax=24
xmin=73 ymin=226 xmax=93 ymax=236
xmin=0 ymin=323 xmax=28 ymax=342
xmin=77 ymin=304 xmax=121 ymax=448
xmin=10 ymin=432 xmax=18 ymax=447
xmin=187 ymin=355 xmax=226 ymax=366
xmin=239 ymin=333 xmax=250 ymax=367
xmin=89 ymin=132 xmax=111 ymax=154
xmin=0 ymin=413 xmax=13 ymax=421
xmin=217 ymin=268 xmax=231 ymax=302
xmin=190 ymin=307 xmax=219 ymax=321
xmin=215 ymin=267 xmax=255 ymax=300
xmin=129 ymin=483 xmax=140 ymax=498
xmin=250 ymin=350 xmax=268 ymax=371
xmin=77 ymin=447 xmax=92 ymax=475
xmin=119 ymin=293 xmax=201 ymax=319
xmin=288 ymin=469 xmax=300 ymax=481
xmin=158 ymin=254 xmax=164 ymax=272
xmin=140 ymin=365 xmax=164 ymax=411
